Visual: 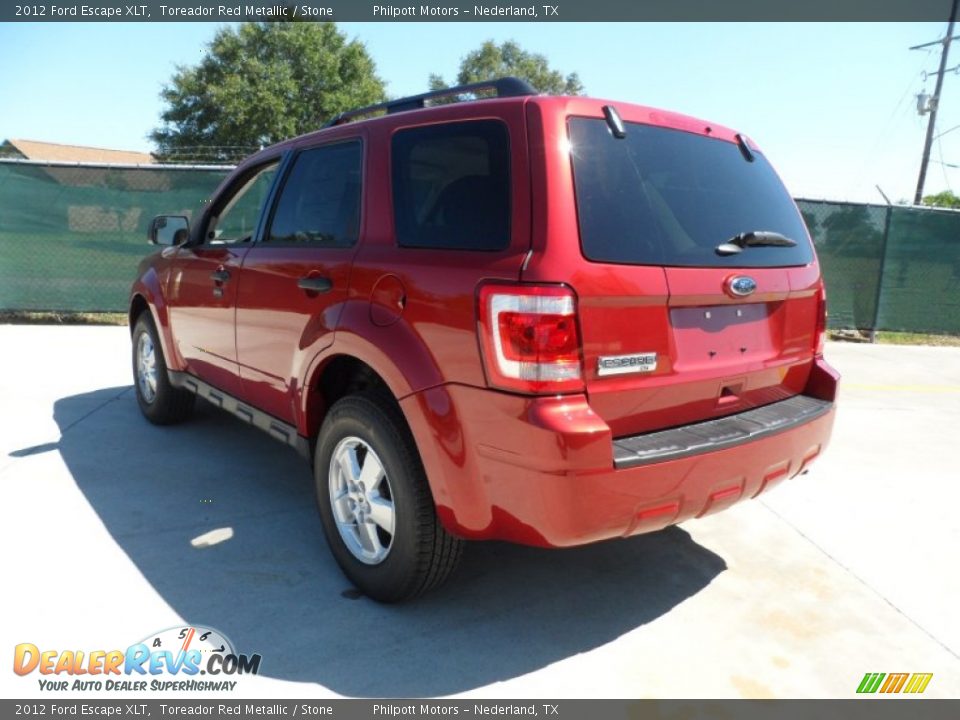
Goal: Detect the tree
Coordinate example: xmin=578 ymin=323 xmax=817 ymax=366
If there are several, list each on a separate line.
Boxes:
xmin=921 ymin=190 xmax=960 ymax=209
xmin=151 ymin=23 xmax=385 ymax=162
xmin=429 ymin=40 xmax=584 ymax=97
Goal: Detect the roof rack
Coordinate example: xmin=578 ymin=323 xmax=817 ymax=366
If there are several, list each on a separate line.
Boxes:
xmin=323 ymin=76 xmax=537 ymax=128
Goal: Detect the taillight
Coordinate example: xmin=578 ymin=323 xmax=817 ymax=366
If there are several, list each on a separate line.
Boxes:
xmin=815 ymin=286 xmax=827 ymax=356
xmin=477 ymin=284 xmax=584 ymax=394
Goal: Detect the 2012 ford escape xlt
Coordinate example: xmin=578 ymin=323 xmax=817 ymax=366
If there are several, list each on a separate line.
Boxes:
xmin=129 ymin=77 xmax=839 ymax=602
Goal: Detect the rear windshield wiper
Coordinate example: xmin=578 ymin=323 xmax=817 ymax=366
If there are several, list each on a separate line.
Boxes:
xmin=715 ymin=231 xmax=797 ymax=256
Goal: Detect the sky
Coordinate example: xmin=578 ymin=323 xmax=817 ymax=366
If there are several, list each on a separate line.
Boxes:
xmin=0 ymin=21 xmax=956 ymax=203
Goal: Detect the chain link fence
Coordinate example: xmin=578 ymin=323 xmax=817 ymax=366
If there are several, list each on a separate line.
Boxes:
xmin=0 ymin=158 xmax=958 ymax=334
xmin=798 ymin=199 xmax=960 ymax=335
xmin=0 ymin=159 xmax=229 ymax=312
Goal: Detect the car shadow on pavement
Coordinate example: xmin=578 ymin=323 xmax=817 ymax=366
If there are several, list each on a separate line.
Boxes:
xmin=51 ymin=386 xmax=727 ymax=697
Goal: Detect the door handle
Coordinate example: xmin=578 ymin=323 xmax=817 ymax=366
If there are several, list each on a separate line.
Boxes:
xmin=298 ymin=276 xmax=333 ymax=293
xmin=210 ymin=269 xmax=231 ymax=283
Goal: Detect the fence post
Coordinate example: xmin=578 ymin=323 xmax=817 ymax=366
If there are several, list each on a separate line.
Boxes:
xmin=870 ymin=205 xmax=893 ymax=343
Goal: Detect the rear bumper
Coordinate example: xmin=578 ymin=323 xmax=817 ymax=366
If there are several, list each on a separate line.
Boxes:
xmin=400 ymin=357 xmax=839 ymax=548
xmin=613 ymin=394 xmax=832 ymax=468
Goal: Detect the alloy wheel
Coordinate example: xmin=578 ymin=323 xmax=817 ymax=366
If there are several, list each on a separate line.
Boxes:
xmin=328 ymin=436 xmax=395 ymax=565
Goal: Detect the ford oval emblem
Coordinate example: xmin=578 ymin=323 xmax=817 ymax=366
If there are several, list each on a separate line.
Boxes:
xmin=727 ymin=275 xmax=757 ymax=297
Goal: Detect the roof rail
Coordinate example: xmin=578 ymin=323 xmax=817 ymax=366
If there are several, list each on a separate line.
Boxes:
xmin=323 ymin=76 xmax=537 ymax=128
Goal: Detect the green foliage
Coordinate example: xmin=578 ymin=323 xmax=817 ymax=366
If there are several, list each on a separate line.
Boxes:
xmin=430 ymin=40 xmax=584 ymax=97
xmin=151 ymin=23 xmax=385 ymax=162
xmin=921 ymin=190 xmax=960 ymax=209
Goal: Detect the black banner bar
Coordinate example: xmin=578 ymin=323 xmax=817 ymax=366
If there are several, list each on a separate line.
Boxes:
xmin=1 ymin=0 xmax=956 ymax=22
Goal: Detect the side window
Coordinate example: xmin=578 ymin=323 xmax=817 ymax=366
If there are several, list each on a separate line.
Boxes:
xmin=266 ymin=141 xmax=363 ymax=247
xmin=392 ymin=120 xmax=510 ymax=251
xmin=207 ymin=162 xmax=278 ymax=244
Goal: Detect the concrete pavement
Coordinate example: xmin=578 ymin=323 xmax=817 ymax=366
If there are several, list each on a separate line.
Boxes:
xmin=0 ymin=327 xmax=957 ymax=698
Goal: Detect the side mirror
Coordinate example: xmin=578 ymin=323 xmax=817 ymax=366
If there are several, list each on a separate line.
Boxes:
xmin=149 ymin=215 xmax=190 ymax=246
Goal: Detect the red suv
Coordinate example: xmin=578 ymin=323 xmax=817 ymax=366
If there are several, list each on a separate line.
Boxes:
xmin=130 ymin=78 xmax=838 ymax=602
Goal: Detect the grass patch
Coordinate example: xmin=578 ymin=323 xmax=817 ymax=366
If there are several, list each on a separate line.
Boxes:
xmin=829 ymin=328 xmax=960 ymax=346
xmin=873 ymin=331 xmax=960 ymax=347
xmin=0 ymin=310 xmax=127 ymax=326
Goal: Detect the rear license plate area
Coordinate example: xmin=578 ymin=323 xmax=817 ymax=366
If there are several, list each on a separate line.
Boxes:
xmin=669 ymin=303 xmax=777 ymax=367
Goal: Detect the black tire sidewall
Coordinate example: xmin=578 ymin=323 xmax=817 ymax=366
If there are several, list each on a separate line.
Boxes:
xmin=132 ymin=313 xmax=191 ymax=424
xmin=314 ymin=395 xmax=427 ymax=602
xmin=133 ymin=315 xmax=162 ymax=415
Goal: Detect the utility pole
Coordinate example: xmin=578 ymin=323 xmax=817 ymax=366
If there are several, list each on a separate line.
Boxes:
xmin=913 ymin=0 xmax=960 ymax=205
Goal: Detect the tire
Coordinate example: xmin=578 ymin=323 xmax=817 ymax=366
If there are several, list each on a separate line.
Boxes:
xmin=132 ymin=313 xmax=195 ymax=425
xmin=314 ymin=392 xmax=463 ymax=602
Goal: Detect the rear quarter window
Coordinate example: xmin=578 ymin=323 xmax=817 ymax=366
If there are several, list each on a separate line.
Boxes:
xmin=391 ymin=120 xmax=511 ymax=251
xmin=568 ymin=117 xmax=814 ymax=268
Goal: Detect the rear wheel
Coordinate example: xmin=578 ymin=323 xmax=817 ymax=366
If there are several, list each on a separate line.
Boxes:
xmin=132 ymin=313 xmax=194 ymax=425
xmin=314 ymin=393 xmax=463 ymax=602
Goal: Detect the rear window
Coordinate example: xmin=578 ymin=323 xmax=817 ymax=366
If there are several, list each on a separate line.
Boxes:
xmin=568 ymin=118 xmax=813 ymax=268
xmin=392 ymin=120 xmax=510 ymax=251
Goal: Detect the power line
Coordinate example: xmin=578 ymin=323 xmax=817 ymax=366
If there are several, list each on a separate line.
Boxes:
xmin=848 ymin=48 xmax=932 ymax=198
xmin=934 ymin=122 xmax=960 ymax=138
xmin=937 ymin=135 xmax=953 ymax=192
xmin=910 ymin=34 xmax=960 ymax=50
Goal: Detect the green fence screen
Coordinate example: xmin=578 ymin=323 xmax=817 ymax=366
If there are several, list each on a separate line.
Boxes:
xmin=0 ymin=160 xmax=229 ymax=312
xmin=0 ymin=159 xmax=958 ymax=334
xmin=797 ymin=199 xmax=960 ymax=335
xmin=796 ymin=200 xmax=887 ymax=332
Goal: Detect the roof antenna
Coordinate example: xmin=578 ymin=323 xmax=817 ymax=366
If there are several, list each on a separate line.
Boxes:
xmin=602 ymin=105 xmax=626 ymax=139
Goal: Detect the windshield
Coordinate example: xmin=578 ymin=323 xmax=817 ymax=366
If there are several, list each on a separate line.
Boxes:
xmin=568 ymin=117 xmax=814 ymax=268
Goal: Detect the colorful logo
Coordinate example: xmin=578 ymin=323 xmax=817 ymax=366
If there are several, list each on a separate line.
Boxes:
xmin=13 ymin=626 xmax=261 ymax=692
xmin=857 ymin=672 xmax=933 ymax=694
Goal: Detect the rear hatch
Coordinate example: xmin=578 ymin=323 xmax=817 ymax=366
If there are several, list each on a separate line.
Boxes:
xmin=563 ymin=114 xmax=821 ymax=438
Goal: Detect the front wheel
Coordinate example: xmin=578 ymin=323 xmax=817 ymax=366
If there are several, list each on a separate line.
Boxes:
xmin=132 ymin=313 xmax=194 ymax=425
xmin=314 ymin=393 xmax=463 ymax=602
